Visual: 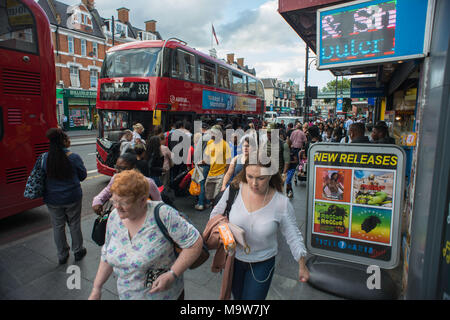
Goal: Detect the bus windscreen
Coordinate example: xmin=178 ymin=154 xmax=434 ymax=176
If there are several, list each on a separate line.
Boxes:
xmin=100 ymin=47 xmax=161 ymax=78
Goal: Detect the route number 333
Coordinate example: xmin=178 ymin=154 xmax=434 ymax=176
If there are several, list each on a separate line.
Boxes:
xmin=138 ymin=83 xmax=149 ymax=95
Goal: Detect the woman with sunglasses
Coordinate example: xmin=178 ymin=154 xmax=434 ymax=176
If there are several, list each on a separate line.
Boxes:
xmin=92 ymin=153 xmax=161 ymax=215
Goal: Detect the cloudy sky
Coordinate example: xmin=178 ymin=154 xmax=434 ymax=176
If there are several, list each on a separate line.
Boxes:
xmin=59 ymin=0 xmax=336 ymax=90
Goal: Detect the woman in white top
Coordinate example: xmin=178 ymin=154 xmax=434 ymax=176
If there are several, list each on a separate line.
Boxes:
xmin=132 ymin=123 xmax=145 ymax=147
xmin=210 ymin=158 xmax=309 ymax=300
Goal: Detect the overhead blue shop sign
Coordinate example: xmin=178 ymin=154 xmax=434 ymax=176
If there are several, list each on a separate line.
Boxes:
xmin=351 ymin=77 xmax=385 ymax=98
xmin=317 ymin=0 xmax=435 ymax=70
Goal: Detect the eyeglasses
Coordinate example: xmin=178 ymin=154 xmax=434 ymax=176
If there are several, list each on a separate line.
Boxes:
xmin=111 ymin=198 xmax=134 ymax=209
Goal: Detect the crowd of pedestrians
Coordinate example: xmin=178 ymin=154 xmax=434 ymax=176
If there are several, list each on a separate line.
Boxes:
xmin=37 ymin=115 xmax=395 ymax=300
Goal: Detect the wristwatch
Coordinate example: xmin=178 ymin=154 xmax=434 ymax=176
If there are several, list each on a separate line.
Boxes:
xmin=169 ymin=269 xmax=178 ymax=280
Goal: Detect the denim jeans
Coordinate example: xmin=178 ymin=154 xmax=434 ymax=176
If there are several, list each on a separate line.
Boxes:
xmin=286 ymin=168 xmax=296 ymax=187
xmin=198 ymin=166 xmax=210 ymax=206
xmin=46 ymin=199 xmax=84 ymax=261
xmin=232 ymin=256 xmax=275 ymax=300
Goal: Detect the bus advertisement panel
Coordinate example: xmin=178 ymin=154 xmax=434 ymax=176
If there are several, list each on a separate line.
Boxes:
xmin=306 ymin=143 xmax=405 ymax=269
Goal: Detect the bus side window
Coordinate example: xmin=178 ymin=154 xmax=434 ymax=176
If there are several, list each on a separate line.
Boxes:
xmin=171 ymin=50 xmax=181 ymax=78
xmin=257 ymin=81 xmax=264 ymax=99
xmin=0 ymin=2 xmax=37 ymax=54
xmin=232 ymin=73 xmax=244 ymax=94
xmin=218 ymin=66 xmax=231 ymax=90
xmin=248 ymin=77 xmax=256 ymax=96
xmin=198 ymin=58 xmax=216 ymax=86
xmin=182 ymin=51 xmax=196 ymax=81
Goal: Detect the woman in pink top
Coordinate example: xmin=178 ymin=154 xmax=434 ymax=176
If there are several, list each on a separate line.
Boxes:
xmin=92 ymin=153 xmax=161 ymax=215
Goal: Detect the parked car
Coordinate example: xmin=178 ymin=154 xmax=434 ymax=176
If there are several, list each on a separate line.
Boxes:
xmin=264 ymin=111 xmax=278 ymax=123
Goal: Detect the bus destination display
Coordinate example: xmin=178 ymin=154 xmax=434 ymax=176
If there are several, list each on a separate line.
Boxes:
xmin=100 ymin=82 xmax=149 ymax=101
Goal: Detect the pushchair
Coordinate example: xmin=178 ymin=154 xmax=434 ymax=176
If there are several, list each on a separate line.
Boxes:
xmin=294 ymin=148 xmax=308 ymax=185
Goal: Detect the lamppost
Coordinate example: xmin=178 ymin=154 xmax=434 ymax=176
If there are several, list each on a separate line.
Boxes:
xmin=304 ymin=45 xmax=317 ymax=122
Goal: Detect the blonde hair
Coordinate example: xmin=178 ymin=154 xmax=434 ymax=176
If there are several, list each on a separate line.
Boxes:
xmin=133 ymin=123 xmax=144 ymax=132
xmin=110 ymin=169 xmax=149 ymax=201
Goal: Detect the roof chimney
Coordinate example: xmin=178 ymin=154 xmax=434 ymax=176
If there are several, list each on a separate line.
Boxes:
xmin=237 ymin=58 xmax=244 ymax=67
xmin=227 ymin=53 xmax=234 ymax=64
xmin=145 ymin=20 xmax=156 ymax=33
xmin=117 ymin=7 xmax=129 ymax=24
xmin=81 ymin=0 xmax=95 ymax=10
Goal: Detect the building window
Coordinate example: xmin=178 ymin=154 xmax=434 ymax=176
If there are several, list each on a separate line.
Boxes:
xmin=92 ymin=42 xmax=97 ymax=58
xmin=69 ymin=66 xmax=80 ymax=87
xmin=68 ymin=36 xmax=74 ymax=54
xmin=81 ymin=39 xmax=86 ymax=56
xmin=90 ymin=69 xmax=98 ymax=88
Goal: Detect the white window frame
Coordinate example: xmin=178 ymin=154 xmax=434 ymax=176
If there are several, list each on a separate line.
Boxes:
xmin=92 ymin=42 xmax=97 ymax=58
xmin=68 ymin=36 xmax=74 ymax=54
xmin=69 ymin=65 xmax=80 ymax=88
xmin=81 ymin=39 xmax=86 ymax=56
xmin=90 ymin=69 xmax=98 ymax=88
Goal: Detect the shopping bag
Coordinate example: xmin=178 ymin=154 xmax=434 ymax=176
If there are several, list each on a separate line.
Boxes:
xmin=191 ymin=164 xmax=204 ymax=184
xmin=189 ymin=180 xmax=201 ymax=196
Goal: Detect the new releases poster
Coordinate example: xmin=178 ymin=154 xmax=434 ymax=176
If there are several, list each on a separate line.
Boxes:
xmin=350 ymin=206 xmax=393 ymax=245
xmin=352 ymin=170 xmax=395 ymax=208
xmin=315 ymin=167 xmax=352 ymax=202
xmin=307 ymin=144 xmax=405 ymax=268
xmin=313 ymin=202 xmax=350 ymax=237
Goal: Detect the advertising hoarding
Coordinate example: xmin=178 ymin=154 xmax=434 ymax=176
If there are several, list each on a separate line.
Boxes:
xmin=306 ymin=143 xmax=405 ymax=269
xmin=317 ymin=0 xmax=434 ymax=70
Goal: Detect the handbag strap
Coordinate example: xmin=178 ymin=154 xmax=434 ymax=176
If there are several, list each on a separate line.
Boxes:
xmin=153 ymin=202 xmax=175 ymax=246
xmin=223 ymin=185 xmax=239 ymax=219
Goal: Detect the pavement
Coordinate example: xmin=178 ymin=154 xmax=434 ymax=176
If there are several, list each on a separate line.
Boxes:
xmin=0 ymin=176 xmax=349 ymax=301
xmin=67 ymin=129 xmax=97 ymax=146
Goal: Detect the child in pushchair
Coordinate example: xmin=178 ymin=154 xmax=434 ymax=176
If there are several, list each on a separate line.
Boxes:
xmin=294 ymin=148 xmax=307 ymax=185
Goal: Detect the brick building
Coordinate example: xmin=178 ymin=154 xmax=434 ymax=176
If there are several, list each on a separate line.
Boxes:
xmin=37 ymin=0 xmax=162 ymax=130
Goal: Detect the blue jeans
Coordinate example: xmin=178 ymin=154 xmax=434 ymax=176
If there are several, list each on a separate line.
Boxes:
xmin=232 ymin=256 xmax=275 ymax=300
xmin=286 ymin=168 xmax=295 ymax=187
xmin=198 ymin=166 xmax=210 ymax=206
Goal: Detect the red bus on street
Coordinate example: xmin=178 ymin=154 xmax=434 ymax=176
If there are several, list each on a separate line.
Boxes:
xmin=96 ymin=39 xmax=265 ymax=176
xmin=0 ymin=0 xmax=57 ymax=219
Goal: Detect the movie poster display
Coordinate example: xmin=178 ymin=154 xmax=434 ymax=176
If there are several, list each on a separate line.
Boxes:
xmin=306 ymin=144 xmax=405 ymax=269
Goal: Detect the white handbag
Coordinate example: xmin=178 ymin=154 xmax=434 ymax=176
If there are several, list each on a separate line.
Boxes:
xmin=227 ymin=222 xmax=251 ymax=254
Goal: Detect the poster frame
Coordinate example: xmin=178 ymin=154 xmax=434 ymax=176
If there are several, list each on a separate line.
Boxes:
xmin=306 ymin=143 xmax=406 ymax=269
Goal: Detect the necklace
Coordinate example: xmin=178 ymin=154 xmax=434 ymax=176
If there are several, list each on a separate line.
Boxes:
xmin=249 ymin=185 xmax=271 ymax=233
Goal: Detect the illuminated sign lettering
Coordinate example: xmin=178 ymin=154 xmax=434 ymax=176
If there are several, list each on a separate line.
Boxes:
xmin=317 ymin=0 xmax=433 ymax=69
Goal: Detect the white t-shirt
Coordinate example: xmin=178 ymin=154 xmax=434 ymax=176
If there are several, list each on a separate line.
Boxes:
xmin=210 ymin=185 xmax=307 ymax=263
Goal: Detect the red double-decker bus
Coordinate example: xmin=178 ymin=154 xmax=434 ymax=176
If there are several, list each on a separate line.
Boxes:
xmin=0 ymin=0 xmax=57 ymax=219
xmin=96 ymin=38 xmax=265 ymax=176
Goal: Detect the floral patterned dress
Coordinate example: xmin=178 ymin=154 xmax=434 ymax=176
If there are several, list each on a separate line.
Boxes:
xmin=101 ymin=201 xmax=200 ymax=300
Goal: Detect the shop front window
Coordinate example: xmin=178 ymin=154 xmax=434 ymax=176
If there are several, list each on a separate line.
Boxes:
xmin=69 ymin=106 xmax=89 ymax=128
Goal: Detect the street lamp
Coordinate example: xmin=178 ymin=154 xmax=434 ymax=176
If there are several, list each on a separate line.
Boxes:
xmin=304 ymin=45 xmax=317 ymax=123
